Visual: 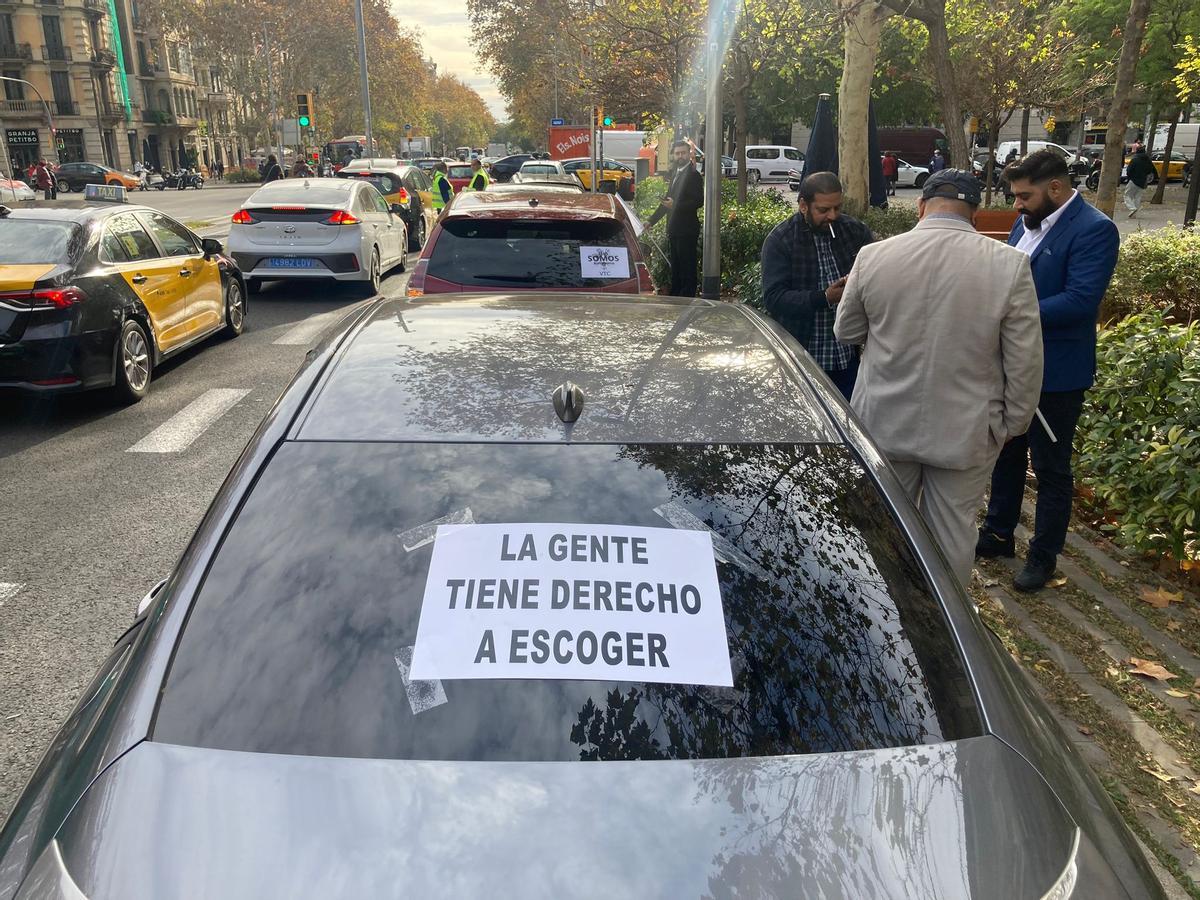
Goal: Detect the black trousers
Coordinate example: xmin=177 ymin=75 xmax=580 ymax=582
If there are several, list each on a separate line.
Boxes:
xmin=984 ymin=389 xmax=1086 ymax=564
xmin=668 ymin=232 xmax=698 ymax=298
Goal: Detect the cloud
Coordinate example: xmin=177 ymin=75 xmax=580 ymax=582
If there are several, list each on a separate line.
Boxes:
xmin=396 ymin=1 xmax=507 ymax=119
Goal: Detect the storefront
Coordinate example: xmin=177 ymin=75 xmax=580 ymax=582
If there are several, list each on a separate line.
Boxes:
xmin=56 ymin=129 xmax=86 ymax=164
xmin=6 ymin=128 xmax=41 ymax=171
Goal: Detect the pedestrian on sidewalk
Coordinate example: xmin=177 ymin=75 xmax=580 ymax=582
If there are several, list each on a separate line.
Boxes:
xmin=646 ymin=140 xmax=704 ymax=297
xmin=978 ymin=149 xmax=1120 ymax=592
xmin=1123 ymin=144 xmax=1155 ymax=218
xmin=881 ymin=151 xmax=898 ymax=196
xmin=929 ymin=149 xmax=947 ymax=172
xmin=34 ymin=159 xmax=55 ymax=200
xmin=760 ymin=171 xmax=873 ymax=399
xmin=834 ymin=169 xmax=1043 ymax=588
xmin=261 ymin=154 xmax=283 ymax=183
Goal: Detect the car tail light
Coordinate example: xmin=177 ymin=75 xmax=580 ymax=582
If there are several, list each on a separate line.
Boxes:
xmin=326 ymin=209 xmax=360 ymax=225
xmin=396 ymin=188 xmax=410 ymax=205
xmin=34 ymin=286 xmax=87 ymax=308
xmin=407 ymin=258 xmax=428 ymax=297
xmin=231 ymin=209 xmax=257 ymax=224
xmin=635 ymin=261 xmax=655 ymax=294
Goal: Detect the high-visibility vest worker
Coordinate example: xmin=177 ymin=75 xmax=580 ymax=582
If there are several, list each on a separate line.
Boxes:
xmin=431 ymin=169 xmax=452 ymax=209
xmin=465 ymin=165 xmax=489 ymax=192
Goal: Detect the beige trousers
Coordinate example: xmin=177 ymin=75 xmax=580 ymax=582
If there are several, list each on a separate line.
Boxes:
xmin=890 ymin=458 xmax=996 ymax=589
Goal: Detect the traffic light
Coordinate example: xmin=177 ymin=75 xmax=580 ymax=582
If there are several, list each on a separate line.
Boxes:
xmin=595 ymin=105 xmax=613 ymax=128
xmin=296 ymin=92 xmax=314 ymax=129
xmin=311 ymin=150 xmax=319 ymax=162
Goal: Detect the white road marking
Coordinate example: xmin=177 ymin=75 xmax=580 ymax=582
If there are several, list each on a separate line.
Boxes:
xmin=127 ymin=388 xmax=250 ymax=453
xmin=273 ymin=307 xmax=357 ymax=346
xmin=0 ymin=583 xmax=22 ymax=608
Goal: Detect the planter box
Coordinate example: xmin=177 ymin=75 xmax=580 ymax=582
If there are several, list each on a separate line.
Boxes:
xmin=975 ymin=208 xmax=1019 ymax=241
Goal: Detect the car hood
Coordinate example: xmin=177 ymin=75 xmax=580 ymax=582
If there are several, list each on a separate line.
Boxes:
xmin=28 ymin=735 xmax=1082 ymax=899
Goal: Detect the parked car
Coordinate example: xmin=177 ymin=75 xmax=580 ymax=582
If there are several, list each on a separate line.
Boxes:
xmin=489 ymin=153 xmax=538 ymax=182
xmin=52 ymin=161 xmax=141 ymax=193
xmin=337 ymin=158 xmax=438 ymax=250
xmin=1128 ymin=149 xmax=1191 ymax=183
xmin=791 ymin=157 xmax=928 ymax=192
xmin=518 ymin=159 xmax=568 ymax=176
xmin=695 ymin=150 xmax=737 ymax=177
xmin=0 ymin=203 xmax=244 ymax=402
xmin=407 ymin=189 xmax=654 ymax=296
xmin=412 ymin=157 xmax=443 ymax=175
xmin=559 ymin=157 xmax=635 ymax=198
xmin=743 ymin=145 xmax=804 ymax=184
xmin=0 ymin=292 xmax=1164 ymax=898
xmin=227 ymin=177 xmax=406 ymax=296
xmin=0 ymin=173 xmax=36 ymax=201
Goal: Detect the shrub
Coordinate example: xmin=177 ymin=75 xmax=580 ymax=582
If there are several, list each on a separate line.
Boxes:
xmin=1102 ymin=226 xmax=1200 ymax=323
xmin=225 ymin=167 xmax=262 ymax=184
xmin=1075 ymin=308 xmax=1200 ymax=562
xmin=859 ymin=204 xmax=919 ymax=239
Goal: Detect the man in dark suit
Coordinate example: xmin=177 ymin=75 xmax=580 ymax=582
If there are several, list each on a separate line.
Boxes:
xmin=647 ymin=140 xmax=704 ymax=296
xmin=977 ymin=149 xmax=1120 ymax=592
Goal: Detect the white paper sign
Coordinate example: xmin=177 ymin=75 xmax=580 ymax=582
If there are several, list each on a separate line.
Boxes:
xmin=409 ymin=523 xmax=732 ymax=686
xmin=579 ymin=245 xmax=630 ymax=279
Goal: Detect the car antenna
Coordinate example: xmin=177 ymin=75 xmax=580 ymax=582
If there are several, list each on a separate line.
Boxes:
xmin=552 ymin=381 xmax=585 ymax=424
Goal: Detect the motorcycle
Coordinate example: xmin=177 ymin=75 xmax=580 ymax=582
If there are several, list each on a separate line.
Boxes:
xmin=176 ymin=169 xmax=204 ymax=190
xmin=156 ymin=169 xmax=179 ymax=190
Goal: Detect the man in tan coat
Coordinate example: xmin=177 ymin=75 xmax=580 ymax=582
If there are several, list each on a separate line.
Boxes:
xmin=834 ymin=169 xmax=1043 ymax=588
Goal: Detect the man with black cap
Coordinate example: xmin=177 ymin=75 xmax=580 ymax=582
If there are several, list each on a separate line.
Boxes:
xmin=834 ymin=169 xmax=1043 ymax=587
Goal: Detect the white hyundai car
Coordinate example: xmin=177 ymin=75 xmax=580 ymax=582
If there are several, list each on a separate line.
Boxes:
xmin=227 ymin=178 xmax=407 ymax=295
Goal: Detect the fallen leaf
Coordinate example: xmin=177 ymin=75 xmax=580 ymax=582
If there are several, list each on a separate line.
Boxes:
xmin=1181 ymin=559 xmax=1200 ymax=572
xmin=1190 ymin=783 xmax=1200 ymax=795
xmin=1194 ymin=677 xmax=1200 ymax=689
xmin=1139 ymin=586 xmax=1185 ymax=609
xmin=1139 ymin=765 xmax=1175 ymax=783
xmin=983 ymin=578 xmax=999 ymax=587
xmin=1165 ymin=689 xmax=1192 ymax=698
xmin=1106 ymin=667 xmax=1122 ymax=679
xmin=1048 ymin=576 xmax=1068 ymax=588
xmin=1077 ymin=725 xmax=1092 ymax=736
xmin=1127 ymin=657 xmax=1177 ymax=681
xmin=1167 ymin=620 xmax=1184 ymax=632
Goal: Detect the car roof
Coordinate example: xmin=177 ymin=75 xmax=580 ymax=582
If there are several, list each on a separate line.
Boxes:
xmin=0 ymin=203 xmax=151 ymax=224
xmin=445 ymin=190 xmax=617 ymax=218
xmin=290 ymin=295 xmax=837 ymax=444
xmin=339 ymin=158 xmax=415 ymax=174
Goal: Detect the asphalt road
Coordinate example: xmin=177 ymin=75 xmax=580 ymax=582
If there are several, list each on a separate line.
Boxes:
xmin=0 ymin=230 xmax=415 ymax=818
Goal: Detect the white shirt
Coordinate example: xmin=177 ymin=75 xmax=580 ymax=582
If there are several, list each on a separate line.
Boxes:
xmin=1014 ymin=190 xmax=1076 ymax=256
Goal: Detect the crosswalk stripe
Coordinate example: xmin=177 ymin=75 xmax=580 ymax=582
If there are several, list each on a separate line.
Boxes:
xmin=273 ymin=307 xmax=357 ymax=346
xmin=0 ymin=583 xmax=22 ymax=607
xmin=126 ymin=388 xmax=250 ymax=453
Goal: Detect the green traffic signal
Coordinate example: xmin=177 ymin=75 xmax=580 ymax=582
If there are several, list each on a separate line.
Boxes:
xmin=298 ymin=115 xmax=311 ymax=128
xmin=602 ymin=115 xmax=614 ymax=127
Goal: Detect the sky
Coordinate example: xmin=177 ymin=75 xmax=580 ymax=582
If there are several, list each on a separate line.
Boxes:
xmin=400 ymin=3 xmax=507 ymax=119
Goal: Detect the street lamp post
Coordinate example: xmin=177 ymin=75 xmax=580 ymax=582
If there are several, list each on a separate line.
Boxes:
xmin=0 ymin=75 xmax=61 ymax=166
xmin=354 ymin=0 xmax=373 ymax=153
xmin=700 ymin=33 xmax=722 ymax=300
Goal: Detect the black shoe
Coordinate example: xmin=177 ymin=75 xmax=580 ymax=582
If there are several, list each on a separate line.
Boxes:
xmin=1014 ymin=557 xmax=1056 ymax=593
xmin=975 ymin=529 xmax=1015 ymax=559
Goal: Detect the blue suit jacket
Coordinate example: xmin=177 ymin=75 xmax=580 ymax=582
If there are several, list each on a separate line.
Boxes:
xmin=1008 ymin=193 xmax=1119 ymax=392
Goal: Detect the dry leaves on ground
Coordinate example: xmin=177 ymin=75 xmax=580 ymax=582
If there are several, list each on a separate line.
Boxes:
xmin=1048 ymin=576 xmax=1069 ymax=588
xmin=1165 ymin=689 xmax=1193 ymax=698
xmin=1127 ymin=657 xmax=1178 ymax=681
xmin=1139 ymin=765 xmax=1176 ymax=783
xmin=1139 ymin=586 xmax=1185 ymax=609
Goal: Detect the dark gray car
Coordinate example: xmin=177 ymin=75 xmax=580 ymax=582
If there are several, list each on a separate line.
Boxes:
xmin=0 ymin=295 xmax=1162 ymax=898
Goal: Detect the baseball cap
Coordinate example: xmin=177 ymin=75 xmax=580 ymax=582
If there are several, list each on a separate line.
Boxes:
xmin=921 ymin=168 xmax=982 ymax=205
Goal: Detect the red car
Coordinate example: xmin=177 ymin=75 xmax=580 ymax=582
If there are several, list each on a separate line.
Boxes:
xmin=447 ymin=163 xmax=474 ymax=193
xmin=408 ymin=189 xmax=656 ymax=296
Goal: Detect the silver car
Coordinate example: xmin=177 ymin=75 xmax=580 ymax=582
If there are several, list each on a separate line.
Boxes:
xmin=226 ymin=177 xmax=407 ymax=295
xmin=0 ymin=295 xmax=1164 ymax=898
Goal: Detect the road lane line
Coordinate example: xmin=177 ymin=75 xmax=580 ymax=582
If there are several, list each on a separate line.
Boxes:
xmin=273 ymin=307 xmax=360 ymax=346
xmin=0 ymin=583 xmax=21 ymax=608
xmin=126 ymin=388 xmax=250 ymax=453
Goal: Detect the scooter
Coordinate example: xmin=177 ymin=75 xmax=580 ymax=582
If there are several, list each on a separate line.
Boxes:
xmin=156 ymin=169 xmax=179 ymax=190
xmin=176 ymin=169 xmax=204 ymax=190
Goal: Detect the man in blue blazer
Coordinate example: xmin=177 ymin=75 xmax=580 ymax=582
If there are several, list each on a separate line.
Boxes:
xmin=976 ymin=150 xmax=1120 ymax=591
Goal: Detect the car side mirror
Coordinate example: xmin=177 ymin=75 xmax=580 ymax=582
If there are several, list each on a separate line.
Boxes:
xmin=201 ymin=237 xmax=223 ymax=257
xmin=389 ymin=203 xmax=404 ymax=215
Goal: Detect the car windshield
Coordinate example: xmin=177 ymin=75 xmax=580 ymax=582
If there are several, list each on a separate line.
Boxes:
xmin=153 ymin=442 xmax=981 ymax=762
xmin=0 ymin=220 xmax=83 ymax=264
xmin=426 ymin=217 xmax=633 ymax=288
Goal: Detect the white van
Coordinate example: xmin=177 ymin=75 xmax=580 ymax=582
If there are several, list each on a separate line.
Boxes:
xmin=743 ymin=145 xmax=805 ymax=184
xmin=992 ymin=141 xmax=1082 ymax=165
xmin=1153 ymin=123 xmax=1198 ymax=159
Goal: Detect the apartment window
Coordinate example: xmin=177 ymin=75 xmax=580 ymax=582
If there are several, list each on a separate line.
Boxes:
xmin=42 ymin=16 xmax=64 ymax=53
xmin=3 ymin=69 xmax=24 ymax=101
xmin=166 ymin=41 xmax=180 ymax=72
xmin=50 ymin=69 xmax=72 ymax=104
xmin=2 ymin=13 xmax=16 ymax=47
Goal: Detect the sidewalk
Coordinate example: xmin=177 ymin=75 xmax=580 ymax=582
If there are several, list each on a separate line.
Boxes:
xmin=972 ymin=491 xmax=1200 ymax=898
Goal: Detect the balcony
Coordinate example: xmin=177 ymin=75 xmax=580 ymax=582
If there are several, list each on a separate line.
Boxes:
xmin=90 ymin=47 xmax=116 ymax=68
xmin=0 ymin=98 xmax=43 ymax=116
xmin=54 ymin=99 xmax=79 ymax=116
xmin=207 ymin=89 xmax=229 ymax=104
xmin=36 ymin=0 xmax=63 ymax=5
xmin=143 ymin=107 xmax=172 ymax=125
xmin=81 ymin=0 xmax=105 ymax=15
xmin=98 ymin=97 xmax=126 ymax=121
xmin=42 ymin=45 xmax=72 ymax=62
xmin=0 ymin=42 xmax=33 ymax=62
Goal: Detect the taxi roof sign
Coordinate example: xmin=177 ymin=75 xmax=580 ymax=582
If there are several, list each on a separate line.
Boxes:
xmin=84 ymin=183 xmax=128 ymax=204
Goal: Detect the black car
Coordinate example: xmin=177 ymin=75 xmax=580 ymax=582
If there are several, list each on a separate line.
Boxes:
xmin=0 ymin=294 xmax=1162 ymax=897
xmin=488 ymin=153 xmax=537 ymax=183
xmin=52 ymin=162 xmax=139 ymax=193
xmin=0 ymin=203 xmax=245 ymax=401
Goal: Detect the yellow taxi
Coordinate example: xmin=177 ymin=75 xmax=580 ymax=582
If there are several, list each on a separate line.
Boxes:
xmin=336 ymin=158 xmax=439 ymax=250
xmin=1123 ymin=149 xmax=1191 ymax=183
xmin=0 ymin=201 xmax=245 ymax=402
xmin=560 ymin=157 xmax=636 ymax=199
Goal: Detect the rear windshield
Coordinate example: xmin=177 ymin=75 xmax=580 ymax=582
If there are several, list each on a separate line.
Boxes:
xmin=0 ymin=220 xmax=83 ymax=264
xmin=247 ymin=185 xmax=351 ymax=206
xmin=153 ymin=442 xmax=980 ymax=761
xmin=339 ymin=172 xmax=401 ymax=195
xmin=448 ymin=166 xmax=473 ymax=178
xmin=427 ymin=217 xmax=634 ymax=288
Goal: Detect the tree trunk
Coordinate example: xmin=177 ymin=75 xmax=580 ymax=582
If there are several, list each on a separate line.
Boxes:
xmin=1019 ymin=106 xmax=1030 ymax=155
xmin=984 ymin=108 xmax=999 ymax=206
xmin=838 ymin=0 xmax=886 ymax=216
xmin=1095 ymin=0 xmax=1153 ymax=218
xmin=1151 ymin=114 xmax=1177 ymax=204
xmin=925 ymin=13 xmax=970 ymax=168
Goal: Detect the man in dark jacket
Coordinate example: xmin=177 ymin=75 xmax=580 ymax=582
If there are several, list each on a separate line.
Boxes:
xmin=1123 ymin=144 xmax=1155 ymax=218
xmin=261 ymin=154 xmax=283 ymax=183
xmin=646 ymin=140 xmax=704 ymax=297
xmin=760 ymin=171 xmax=873 ymax=399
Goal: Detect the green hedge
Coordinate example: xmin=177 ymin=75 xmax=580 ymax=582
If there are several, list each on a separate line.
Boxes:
xmin=1102 ymin=226 xmax=1200 ymax=323
xmin=225 ymin=167 xmax=262 ymax=184
xmin=1075 ymin=309 xmax=1200 ymax=562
